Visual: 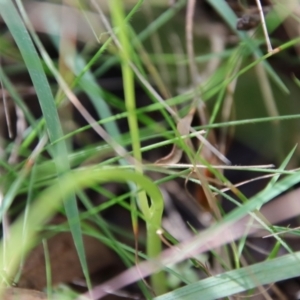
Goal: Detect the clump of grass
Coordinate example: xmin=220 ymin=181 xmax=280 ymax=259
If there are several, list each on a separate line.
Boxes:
xmin=0 ymin=0 xmax=300 ymax=299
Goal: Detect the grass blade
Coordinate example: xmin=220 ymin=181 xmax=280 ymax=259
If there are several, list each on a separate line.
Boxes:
xmin=0 ymin=0 xmax=91 ymax=289
xmin=154 ymin=251 xmax=300 ymax=300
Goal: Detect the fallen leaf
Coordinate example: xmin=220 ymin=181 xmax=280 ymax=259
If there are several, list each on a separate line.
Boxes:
xmin=155 ymin=108 xmax=195 ymax=165
xmin=18 ymin=232 xmax=116 ymax=290
xmin=1 ymin=287 xmax=47 ymax=300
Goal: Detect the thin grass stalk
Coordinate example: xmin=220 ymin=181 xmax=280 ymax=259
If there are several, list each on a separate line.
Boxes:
xmin=109 ymin=0 xmax=166 ymax=295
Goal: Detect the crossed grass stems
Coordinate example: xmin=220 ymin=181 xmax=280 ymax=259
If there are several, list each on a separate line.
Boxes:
xmin=0 ymin=0 xmax=300 ymax=299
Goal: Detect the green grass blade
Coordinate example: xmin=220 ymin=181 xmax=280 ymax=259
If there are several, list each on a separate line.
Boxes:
xmin=110 ymin=0 xmax=166 ymax=294
xmin=154 ymin=251 xmax=300 ymax=300
xmin=0 ymin=0 xmax=91 ymax=289
xmin=266 ymin=145 xmax=297 ymax=188
xmin=0 ymin=67 xmax=36 ymax=127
